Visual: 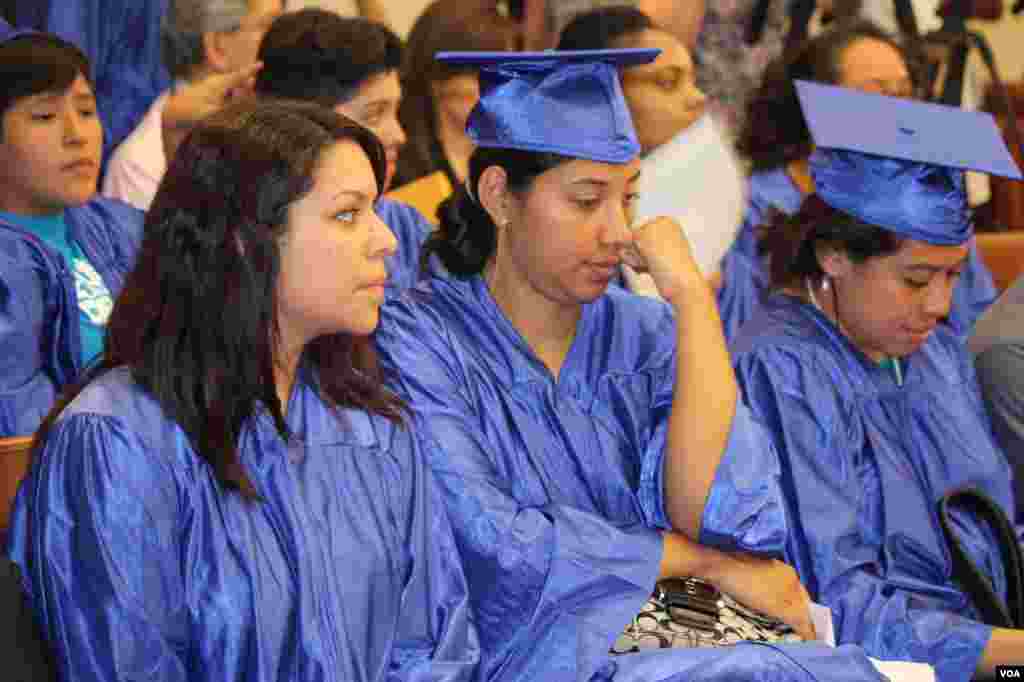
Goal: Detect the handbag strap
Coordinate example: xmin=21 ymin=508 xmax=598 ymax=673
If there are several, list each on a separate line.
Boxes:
xmin=938 ymin=486 xmax=1024 ymax=628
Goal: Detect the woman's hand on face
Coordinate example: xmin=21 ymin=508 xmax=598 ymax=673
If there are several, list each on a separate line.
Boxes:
xmin=622 ymin=216 xmax=705 ymax=306
xmin=705 ymin=552 xmax=817 ymax=641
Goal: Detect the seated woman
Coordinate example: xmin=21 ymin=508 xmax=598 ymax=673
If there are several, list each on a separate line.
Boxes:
xmin=6 ymin=99 xmax=479 ymax=681
xmin=0 ymin=23 xmax=143 ymax=436
xmin=719 ymin=20 xmax=996 ymax=341
xmin=556 ymin=6 xmax=745 ymax=294
xmin=388 ymin=0 xmax=519 ymax=220
xmin=254 ymin=9 xmax=433 ymax=291
xmin=731 ymin=81 xmax=1024 ymax=682
xmin=377 ymin=49 xmax=890 ymax=682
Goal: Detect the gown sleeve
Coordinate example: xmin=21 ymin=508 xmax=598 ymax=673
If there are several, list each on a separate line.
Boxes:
xmin=376 ymin=296 xmax=663 ymax=682
xmin=0 ymin=243 xmax=67 ymax=437
xmin=734 ymin=346 xmax=994 ymax=682
xmin=387 ymin=428 xmax=481 ymax=682
xmin=13 ymin=413 xmax=190 ymax=682
xmin=636 ymin=300 xmax=788 ymax=556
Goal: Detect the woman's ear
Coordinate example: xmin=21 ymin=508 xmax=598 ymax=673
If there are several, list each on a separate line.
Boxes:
xmin=815 ymin=242 xmax=854 ymax=280
xmin=477 ymin=165 xmax=511 ymax=228
xmin=202 ymin=30 xmax=232 ymax=74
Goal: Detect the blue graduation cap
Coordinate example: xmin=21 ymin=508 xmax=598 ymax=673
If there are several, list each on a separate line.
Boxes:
xmin=435 ymin=49 xmax=659 ymax=164
xmin=797 ymin=79 xmax=1022 ymax=245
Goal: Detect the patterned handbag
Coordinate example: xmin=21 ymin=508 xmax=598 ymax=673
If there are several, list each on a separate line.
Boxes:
xmin=610 ymin=577 xmax=803 ymax=653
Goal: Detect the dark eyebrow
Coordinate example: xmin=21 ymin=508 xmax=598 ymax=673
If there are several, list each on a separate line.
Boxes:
xmin=330 ymin=190 xmax=369 ymax=202
xmin=569 ymin=170 xmax=642 ymax=189
xmin=904 ymin=257 xmax=968 ymax=273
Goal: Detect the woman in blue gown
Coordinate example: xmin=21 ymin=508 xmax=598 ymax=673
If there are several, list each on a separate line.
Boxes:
xmin=6 ymin=99 xmax=480 ymax=682
xmin=0 ymin=22 xmax=144 ymax=436
xmin=731 ymin=81 xmax=1024 ymax=682
xmin=718 ymin=20 xmax=996 ymax=341
xmin=377 ymin=49 xmax=889 ymax=682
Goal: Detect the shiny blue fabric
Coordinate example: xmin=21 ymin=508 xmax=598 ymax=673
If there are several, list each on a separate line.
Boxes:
xmin=716 ymin=168 xmax=802 ymax=342
xmin=378 ymin=197 xmax=433 ymax=292
xmin=439 ymin=50 xmax=657 ymax=164
xmin=716 ymin=168 xmax=996 ymax=342
xmin=6 ymin=366 xmax=480 ymax=682
xmin=16 ymin=0 xmax=171 ymax=163
xmin=376 ymin=274 xmax=884 ymax=682
xmin=810 ymin=150 xmax=970 ymax=245
xmin=732 ymin=293 xmax=1024 ymax=682
xmin=0 ymin=198 xmax=142 ymax=437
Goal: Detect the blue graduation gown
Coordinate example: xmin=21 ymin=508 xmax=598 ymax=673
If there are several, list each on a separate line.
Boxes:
xmin=17 ymin=0 xmax=171 ymax=163
xmin=6 ymin=366 xmax=480 ymax=682
xmin=717 ymin=168 xmax=997 ymax=342
xmin=0 ymin=197 xmax=143 ymax=436
xmin=731 ymin=293 xmax=1024 ymax=682
xmin=376 ymin=273 xmax=886 ymax=682
xmin=378 ymin=197 xmax=433 ymax=292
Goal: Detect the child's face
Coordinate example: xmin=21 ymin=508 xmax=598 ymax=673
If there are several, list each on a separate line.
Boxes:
xmin=0 ymin=73 xmax=102 ymax=215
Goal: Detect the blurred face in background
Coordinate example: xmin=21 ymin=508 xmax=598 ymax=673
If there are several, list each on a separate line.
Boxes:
xmin=836 ymin=37 xmax=914 ymax=98
xmin=616 ymin=28 xmax=707 ymax=154
xmin=335 ymin=70 xmax=407 ymax=190
xmin=432 ymin=73 xmax=479 ymax=149
xmin=637 ymin=0 xmax=705 ymax=48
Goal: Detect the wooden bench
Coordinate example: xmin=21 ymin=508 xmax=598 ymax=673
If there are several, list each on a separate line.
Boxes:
xmin=0 ymin=436 xmax=33 ymax=537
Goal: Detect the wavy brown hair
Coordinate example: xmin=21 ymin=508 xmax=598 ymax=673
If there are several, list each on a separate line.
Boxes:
xmin=393 ymin=0 xmax=519 ymax=188
xmin=760 ymin=194 xmax=904 ymax=291
xmin=35 ymin=99 xmax=402 ymax=497
xmin=737 ymin=20 xmax=923 ymax=172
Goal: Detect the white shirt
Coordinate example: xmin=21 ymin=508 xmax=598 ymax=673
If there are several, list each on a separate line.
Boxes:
xmin=102 ymin=92 xmax=169 ymax=211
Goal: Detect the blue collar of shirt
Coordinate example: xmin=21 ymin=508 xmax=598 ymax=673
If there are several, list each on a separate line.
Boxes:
xmin=0 ymin=209 xmax=68 ymax=243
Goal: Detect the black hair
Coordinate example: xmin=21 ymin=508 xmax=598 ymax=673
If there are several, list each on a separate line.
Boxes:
xmin=760 ymin=194 xmax=904 ymax=290
xmin=421 ymin=146 xmax=567 ymax=276
xmin=556 ymin=5 xmax=655 ymax=50
xmin=0 ymin=34 xmax=92 ymax=133
xmin=255 ymin=9 xmax=403 ymax=108
xmin=35 ymin=98 xmax=398 ymax=498
xmin=738 ymin=19 xmax=922 ymax=172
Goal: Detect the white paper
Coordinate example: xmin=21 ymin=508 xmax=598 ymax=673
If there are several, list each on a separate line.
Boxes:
xmin=808 ymin=601 xmax=836 ymax=647
xmin=807 ymin=601 xmax=936 ymax=682
xmin=624 ymin=112 xmax=747 ymax=298
xmin=869 ymin=659 xmax=937 ymax=682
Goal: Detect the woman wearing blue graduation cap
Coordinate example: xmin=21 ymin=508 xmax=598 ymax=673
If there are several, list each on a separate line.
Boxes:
xmin=718 ymin=21 xmax=997 ymax=343
xmin=7 ymin=98 xmax=480 ymax=682
xmin=732 ymin=81 xmax=1024 ymax=682
xmin=376 ymin=50 xmax=889 ymax=682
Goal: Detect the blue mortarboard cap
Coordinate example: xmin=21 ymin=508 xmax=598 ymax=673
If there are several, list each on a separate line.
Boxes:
xmin=797 ymin=80 xmax=1022 ymax=245
xmin=436 ymin=49 xmax=659 ymax=164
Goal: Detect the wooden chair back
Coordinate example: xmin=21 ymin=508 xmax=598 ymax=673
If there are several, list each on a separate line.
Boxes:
xmin=0 ymin=436 xmax=33 ymax=535
xmin=977 ymin=232 xmax=1024 ymax=293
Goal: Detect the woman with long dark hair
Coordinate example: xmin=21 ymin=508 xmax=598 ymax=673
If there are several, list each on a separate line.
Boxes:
xmin=7 ymin=98 xmax=479 ymax=682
